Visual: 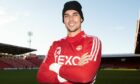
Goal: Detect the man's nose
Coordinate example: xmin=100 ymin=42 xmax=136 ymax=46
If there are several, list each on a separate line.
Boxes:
xmin=69 ymin=16 xmax=74 ymax=21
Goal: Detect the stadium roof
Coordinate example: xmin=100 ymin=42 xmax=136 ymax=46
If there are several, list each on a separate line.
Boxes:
xmin=0 ymin=43 xmax=37 ymax=55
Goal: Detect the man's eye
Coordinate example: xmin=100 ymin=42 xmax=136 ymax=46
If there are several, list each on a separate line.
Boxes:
xmin=74 ymin=13 xmax=79 ymax=16
xmin=64 ymin=15 xmax=68 ymax=18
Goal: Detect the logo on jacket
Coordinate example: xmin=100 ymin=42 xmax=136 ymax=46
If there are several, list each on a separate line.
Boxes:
xmin=76 ymin=45 xmax=82 ymax=51
xmin=54 ymin=46 xmax=80 ymax=65
xmin=54 ymin=47 xmax=61 ymax=56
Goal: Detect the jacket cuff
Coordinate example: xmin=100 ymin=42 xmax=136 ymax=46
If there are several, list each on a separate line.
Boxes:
xmin=57 ymin=75 xmax=67 ymax=82
xmin=49 ymin=63 xmax=61 ymax=74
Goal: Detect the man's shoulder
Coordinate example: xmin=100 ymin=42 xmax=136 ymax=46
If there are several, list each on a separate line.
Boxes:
xmin=52 ymin=37 xmax=67 ymax=45
xmin=84 ymin=34 xmax=101 ymax=41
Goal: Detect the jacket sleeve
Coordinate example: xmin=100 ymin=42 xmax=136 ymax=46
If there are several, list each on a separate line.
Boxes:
xmin=59 ymin=38 xmax=101 ymax=83
xmin=37 ymin=42 xmax=59 ymax=84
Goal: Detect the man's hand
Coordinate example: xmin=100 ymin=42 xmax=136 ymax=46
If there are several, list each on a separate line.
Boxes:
xmin=78 ymin=52 xmax=91 ymax=66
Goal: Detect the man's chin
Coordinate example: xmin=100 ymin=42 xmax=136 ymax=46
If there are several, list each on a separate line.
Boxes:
xmin=68 ymin=28 xmax=78 ymax=32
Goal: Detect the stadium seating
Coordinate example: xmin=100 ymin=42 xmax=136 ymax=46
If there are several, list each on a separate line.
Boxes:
xmin=101 ymin=56 xmax=140 ymax=69
xmin=0 ymin=54 xmax=43 ymax=69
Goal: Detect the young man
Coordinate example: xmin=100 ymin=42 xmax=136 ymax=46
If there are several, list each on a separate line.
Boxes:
xmin=37 ymin=1 xmax=101 ymax=84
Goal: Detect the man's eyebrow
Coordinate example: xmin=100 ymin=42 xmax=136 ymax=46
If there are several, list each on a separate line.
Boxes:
xmin=73 ymin=12 xmax=79 ymax=14
xmin=64 ymin=13 xmax=68 ymax=15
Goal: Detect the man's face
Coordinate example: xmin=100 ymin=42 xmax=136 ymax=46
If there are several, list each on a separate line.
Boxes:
xmin=64 ymin=10 xmax=82 ymax=32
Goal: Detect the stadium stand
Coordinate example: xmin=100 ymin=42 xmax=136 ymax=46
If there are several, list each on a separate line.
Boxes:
xmin=0 ymin=43 xmax=44 ymax=69
xmin=101 ymin=54 xmax=140 ymax=69
xmin=0 ymin=59 xmax=12 ymax=68
xmin=25 ymin=54 xmax=43 ymax=67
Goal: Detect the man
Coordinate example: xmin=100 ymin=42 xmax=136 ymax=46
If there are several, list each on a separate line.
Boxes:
xmin=37 ymin=1 xmax=101 ymax=84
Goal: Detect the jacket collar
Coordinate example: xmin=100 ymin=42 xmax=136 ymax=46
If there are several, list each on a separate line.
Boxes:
xmin=66 ymin=31 xmax=85 ymax=43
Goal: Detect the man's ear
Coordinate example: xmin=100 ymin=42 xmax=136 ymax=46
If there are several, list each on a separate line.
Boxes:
xmin=81 ymin=19 xmax=83 ymax=23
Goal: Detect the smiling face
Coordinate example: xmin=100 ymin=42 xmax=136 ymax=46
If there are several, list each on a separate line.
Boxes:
xmin=64 ymin=10 xmax=83 ymax=37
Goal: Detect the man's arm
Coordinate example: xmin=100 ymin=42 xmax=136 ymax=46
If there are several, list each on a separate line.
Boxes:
xmin=59 ymin=49 xmax=101 ymax=83
xmin=49 ymin=52 xmax=91 ymax=83
xmin=37 ymin=63 xmax=59 ymax=83
xmin=37 ymin=42 xmax=59 ymax=84
xmin=50 ymin=38 xmax=101 ymax=83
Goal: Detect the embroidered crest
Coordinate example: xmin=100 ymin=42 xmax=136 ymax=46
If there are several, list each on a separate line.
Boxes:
xmin=76 ymin=45 xmax=82 ymax=51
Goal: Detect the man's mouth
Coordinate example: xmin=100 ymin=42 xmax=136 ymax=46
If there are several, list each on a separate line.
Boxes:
xmin=69 ymin=23 xmax=75 ymax=27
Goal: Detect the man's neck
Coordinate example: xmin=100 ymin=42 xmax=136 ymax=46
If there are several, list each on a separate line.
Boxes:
xmin=68 ymin=29 xmax=81 ymax=37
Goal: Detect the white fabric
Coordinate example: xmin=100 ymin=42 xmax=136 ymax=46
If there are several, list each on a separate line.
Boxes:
xmin=49 ymin=63 xmax=61 ymax=74
xmin=57 ymin=75 xmax=67 ymax=82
